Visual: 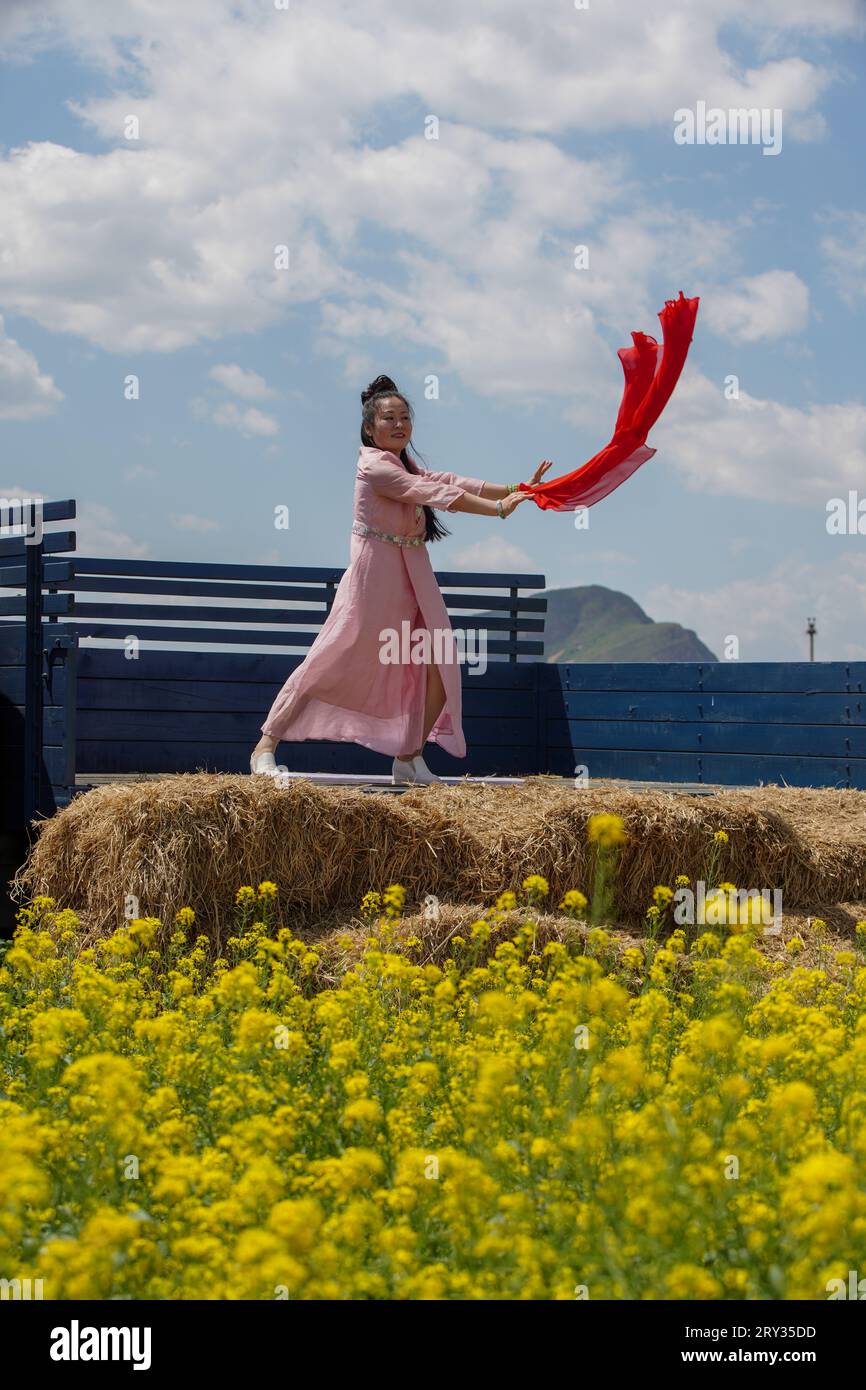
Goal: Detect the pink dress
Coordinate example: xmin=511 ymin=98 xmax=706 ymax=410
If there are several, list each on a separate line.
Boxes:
xmin=260 ymin=445 xmax=486 ymax=758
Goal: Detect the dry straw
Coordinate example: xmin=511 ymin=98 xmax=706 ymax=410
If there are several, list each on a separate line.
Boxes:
xmin=11 ymin=774 xmax=866 ymax=945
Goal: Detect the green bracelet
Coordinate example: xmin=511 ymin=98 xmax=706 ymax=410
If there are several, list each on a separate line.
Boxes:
xmin=507 ymin=483 xmax=518 ymax=494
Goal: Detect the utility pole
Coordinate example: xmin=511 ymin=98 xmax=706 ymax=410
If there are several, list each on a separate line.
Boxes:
xmin=806 ymin=616 xmax=816 ymax=662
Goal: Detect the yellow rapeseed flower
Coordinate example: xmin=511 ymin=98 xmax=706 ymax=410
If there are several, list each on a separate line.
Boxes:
xmin=559 ymin=889 xmax=588 ymax=915
xmin=5 ymin=869 xmax=866 ymax=1301
xmin=587 ymin=813 xmax=627 ymax=847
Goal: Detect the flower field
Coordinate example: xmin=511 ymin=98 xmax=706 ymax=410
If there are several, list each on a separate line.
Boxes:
xmin=2 ymin=818 xmax=866 ymax=1301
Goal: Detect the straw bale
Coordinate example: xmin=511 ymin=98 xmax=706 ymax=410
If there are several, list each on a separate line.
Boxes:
xmin=12 ymin=774 xmax=866 ymax=944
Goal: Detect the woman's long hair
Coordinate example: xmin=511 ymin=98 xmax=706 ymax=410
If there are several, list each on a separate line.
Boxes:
xmin=360 ymin=375 xmax=450 ymax=543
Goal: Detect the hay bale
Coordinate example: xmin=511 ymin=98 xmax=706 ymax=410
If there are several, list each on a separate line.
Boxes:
xmin=12 ymin=774 xmax=866 ymax=944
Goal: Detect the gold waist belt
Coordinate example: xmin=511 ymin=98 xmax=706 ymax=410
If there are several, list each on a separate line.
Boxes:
xmin=351 ymin=521 xmax=426 ymax=548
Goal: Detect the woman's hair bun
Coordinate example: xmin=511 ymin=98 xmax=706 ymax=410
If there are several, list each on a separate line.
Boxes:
xmin=361 ymin=374 xmax=398 ymax=405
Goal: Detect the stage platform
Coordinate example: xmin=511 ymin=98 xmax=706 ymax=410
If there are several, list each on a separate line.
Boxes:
xmin=75 ymin=772 xmax=729 ymax=796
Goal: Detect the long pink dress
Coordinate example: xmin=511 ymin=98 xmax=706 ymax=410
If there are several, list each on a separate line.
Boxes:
xmin=260 ymin=445 xmax=486 ymax=759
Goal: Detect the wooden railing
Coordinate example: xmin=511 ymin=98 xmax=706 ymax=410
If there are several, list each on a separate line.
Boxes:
xmin=0 ymin=499 xmax=77 ymax=832
xmin=47 ymin=555 xmax=547 ymax=661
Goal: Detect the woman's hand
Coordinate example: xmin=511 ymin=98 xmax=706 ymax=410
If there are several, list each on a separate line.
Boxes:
xmin=527 ymin=459 xmax=555 ymax=488
xmin=499 ymin=489 xmax=531 ymax=517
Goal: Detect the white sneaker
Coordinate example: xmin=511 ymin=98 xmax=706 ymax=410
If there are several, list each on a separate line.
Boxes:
xmin=392 ymin=756 xmax=416 ymax=785
xmin=392 ymin=755 xmax=440 ymax=785
xmin=411 ymin=755 xmax=440 ymax=784
xmin=250 ymin=749 xmax=278 ymax=775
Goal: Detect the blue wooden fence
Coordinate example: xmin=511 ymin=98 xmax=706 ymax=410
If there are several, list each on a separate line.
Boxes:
xmin=0 ymin=499 xmax=77 ymax=828
xmin=0 ymin=498 xmax=77 ymax=933
xmin=540 ymin=662 xmax=866 ymax=788
xmin=1 ymin=497 xmax=865 ymax=850
xmin=70 ymin=648 xmax=543 ymax=780
xmin=0 ymin=536 xmax=549 ymax=800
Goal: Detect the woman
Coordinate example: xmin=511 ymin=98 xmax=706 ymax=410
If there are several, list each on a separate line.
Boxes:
xmin=250 ymin=375 xmax=553 ymax=784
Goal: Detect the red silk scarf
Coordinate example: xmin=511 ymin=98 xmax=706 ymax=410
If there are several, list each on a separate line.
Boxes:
xmin=520 ymin=290 xmax=700 ymax=512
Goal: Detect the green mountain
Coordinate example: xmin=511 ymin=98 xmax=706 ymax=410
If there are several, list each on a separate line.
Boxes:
xmin=540 ymin=585 xmax=718 ymax=663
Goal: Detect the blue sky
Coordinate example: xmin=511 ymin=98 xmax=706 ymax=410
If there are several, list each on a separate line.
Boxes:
xmin=1 ymin=0 xmax=865 ymax=659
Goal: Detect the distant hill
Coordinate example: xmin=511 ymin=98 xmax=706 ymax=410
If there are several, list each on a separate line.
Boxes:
xmin=540 ymin=585 xmax=718 ymax=663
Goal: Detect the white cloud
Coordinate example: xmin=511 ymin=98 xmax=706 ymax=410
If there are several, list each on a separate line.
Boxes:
xmin=580 ymin=548 xmax=638 ymax=569
xmin=213 ymin=402 xmax=278 ymax=437
xmin=449 ymin=536 xmax=538 ymax=574
xmin=702 ymin=270 xmax=810 ymax=342
xmin=168 ymin=512 xmax=221 ymax=532
xmin=0 ymin=485 xmax=49 ymax=539
xmin=205 ymin=400 xmax=279 ymax=437
xmin=315 ymin=202 xmax=745 ymax=408
xmin=644 ymin=551 xmax=866 ymax=662
xmin=819 ymin=209 xmax=866 ymax=306
xmin=0 ymin=315 xmax=63 ymax=420
xmin=70 ymin=500 xmax=150 ymax=558
xmin=731 ymin=0 xmax=863 ymax=36
xmin=0 ymin=0 xmax=857 ymax=375
xmin=0 ymin=1 xmax=42 ymax=41
xmin=0 ymin=140 xmax=347 ymax=352
xmin=656 ymin=370 xmax=866 ymax=504
xmin=786 ymin=110 xmax=830 ymax=143
xmin=208 ymin=363 xmax=276 ymax=399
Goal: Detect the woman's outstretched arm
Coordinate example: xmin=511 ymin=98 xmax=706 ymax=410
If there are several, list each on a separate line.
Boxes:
xmin=450 ymin=490 xmax=530 ymax=517
xmin=478 ymin=461 xmax=556 ymax=499
xmin=457 ymin=460 xmax=556 ymax=509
